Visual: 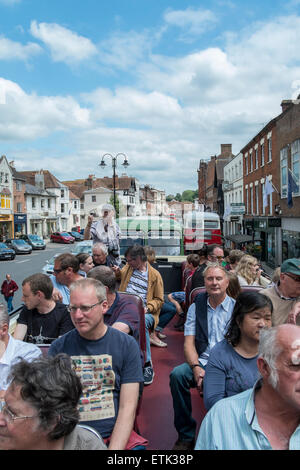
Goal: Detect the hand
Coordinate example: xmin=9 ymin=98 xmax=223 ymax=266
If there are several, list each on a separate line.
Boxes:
xmin=52 ymin=288 xmax=63 ymax=303
xmin=87 ymin=215 xmax=93 ymax=226
xmin=287 ymin=302 xmax=300 ymax=325
xmin=193 ymin=367 xmax=205 ymax=396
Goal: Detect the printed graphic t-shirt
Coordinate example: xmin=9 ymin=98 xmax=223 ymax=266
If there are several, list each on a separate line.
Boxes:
xmin=48 ymin=326 xmax=144 ymax=438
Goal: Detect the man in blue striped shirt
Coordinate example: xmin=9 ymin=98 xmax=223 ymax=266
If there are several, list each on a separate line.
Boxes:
xmin=195 ymin=324 xmax=300 ymax=450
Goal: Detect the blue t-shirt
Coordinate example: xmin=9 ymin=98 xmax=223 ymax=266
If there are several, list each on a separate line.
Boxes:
xmin=203 ymin=339 xmax=260 ymax=411
xmin=48 ymin=326 xmax=144 ymax=438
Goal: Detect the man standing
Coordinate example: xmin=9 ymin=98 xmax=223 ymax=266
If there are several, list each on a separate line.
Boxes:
xmin=13 ymin=273 xmax=74 ymax=344
xmin=1 ymin=274 xmax=18 ymax=313
xmin=48 ymin=278 xmax=144 ymax=450
xmin=195 ymin=324 xmax=300 ymax=450
xmin=113 ymin=244 xmax=164 ymax=385
xmin=260 ymin=258 xmax=300 ymax=326
xmin=169 ymin=263 xmax=235 ymax=450
xmin=0 ymin=304 xmax=41 ymax=399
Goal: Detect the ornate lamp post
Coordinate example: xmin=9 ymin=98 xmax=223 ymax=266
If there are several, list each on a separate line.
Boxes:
xmin=99 ymin=153 xmax=129 ymax=212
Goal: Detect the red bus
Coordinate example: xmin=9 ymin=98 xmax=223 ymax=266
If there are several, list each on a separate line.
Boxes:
xmin=183 ymin=211 xmax=222 ymax=253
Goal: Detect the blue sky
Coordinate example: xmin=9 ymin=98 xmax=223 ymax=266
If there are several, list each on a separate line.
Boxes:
xmin=1 ymin=0 xmax=300 ymax=194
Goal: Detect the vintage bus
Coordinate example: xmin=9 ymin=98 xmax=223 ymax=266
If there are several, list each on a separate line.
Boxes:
xmin=183 ymin=211 xmax=222 ymax=253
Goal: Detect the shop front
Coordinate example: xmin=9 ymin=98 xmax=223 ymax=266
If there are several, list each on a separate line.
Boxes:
xmin=281 ymin=218 xmax=300 ymax=261
xmin=14 ymin=214 xmax=27 ymax=236
xmin=253 ymin=218 xmax=282 ymax=268
xmin=0 ymin=214 xmax=14 ymax=240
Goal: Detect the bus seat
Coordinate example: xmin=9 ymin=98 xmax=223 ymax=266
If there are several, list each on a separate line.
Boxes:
xmin=118 ymin=292 xmax=147 ymax=367
xmin=184 ymin=275 xmax=194 ymax=313
xmin=37 ymin=344 xmax=50 ymax=357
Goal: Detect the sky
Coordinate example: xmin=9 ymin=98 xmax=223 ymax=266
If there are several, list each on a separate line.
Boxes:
xmin=1 ymin=0 xmax=300 ymax=195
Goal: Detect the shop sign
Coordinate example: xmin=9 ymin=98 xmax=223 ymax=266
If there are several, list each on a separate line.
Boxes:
xmin=268 ymin=218 xmax=281 ymax=228
xmin=230 ymin=203 xmax=245 ymax=214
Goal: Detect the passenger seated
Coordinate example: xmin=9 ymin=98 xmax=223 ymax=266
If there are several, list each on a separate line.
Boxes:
xmin=225 ymin=249 xmax=245 ymax=272
xmin=0 ymin=354 xmax=106 ymax=450
xmin=226 ymin=272 xmax=242 ymax=300
xmin=195 ymin=324 xmax=300 ymax=450
xmin=167 ymin=253 xmax=200 ymax=319
xmin=87 ymin=265 xmax=140 ymax=343
xmin=190 ymin=244 xmax=225 ymax=291
xmin=169 ymin=263 xmax=235 ymax=450
xmin=50 ymin=253 xmax=83 ymax=304
xmin=113 ymin=244 xmax=164 ymax=386
xmin=48 ymin=278 xmax=146 ymax=450
xmin=235 ymin=255 xmax=263 ymax=287
xmin=203 ymin=291 xmax=273 ymax=411
xmin=0 ymin=304 xmax=42 ymax=399
xmin=13 ymin=273 xmax=74 ymax=344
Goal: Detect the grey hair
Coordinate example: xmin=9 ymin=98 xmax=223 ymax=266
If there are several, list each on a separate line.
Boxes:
xmin=203 ymin=262 xmax=229 ymax=278
xmin=69 ymin=278 xmax=107 ymax=303
xmin=258 ymin=327 xmax=282 ymax=388
xmin=92 ymin=242 xmax=108 ymax=256
xmin=0 ymin=303 xmax=9 ymax=326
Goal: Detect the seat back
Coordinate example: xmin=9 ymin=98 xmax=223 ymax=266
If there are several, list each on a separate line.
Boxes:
xmin=77 ymin=424 xmax=106 ymax=446
xmin=184 ymin=274 xmax=193 ymax=313
xmin=190 ymin=284 xmax=263 ymax=306
xmin=118 ymin=292 xmax=146 ymax=367
xmin=37 ymin=344 xmax=50 ymax=357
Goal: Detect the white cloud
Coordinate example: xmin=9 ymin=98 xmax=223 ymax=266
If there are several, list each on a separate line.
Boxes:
xmin=163 ymin=7 xmax=218 ymax=41
xmin=0 ymin=77 xmax=91 ymax=140
xmin=30 ymin=20 xmax=98 ymax=65
xmin=0 ymin=0 xmax=21 ymax=5
xmin=0 ymin=36 xmax=42 ymax=61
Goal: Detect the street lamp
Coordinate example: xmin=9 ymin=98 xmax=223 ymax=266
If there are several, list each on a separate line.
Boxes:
xmin=99 ymin=153 xmax=129 ymax=212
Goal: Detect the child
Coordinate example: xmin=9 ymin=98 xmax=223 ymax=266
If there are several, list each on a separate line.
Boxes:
xmin=167 ymin=253 xmax=200 ymax=318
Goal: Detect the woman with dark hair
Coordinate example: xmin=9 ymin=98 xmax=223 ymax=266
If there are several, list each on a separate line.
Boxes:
xmin=203 ymin=291 xmax=273 ymax=411
xmin=76 ymin=253 xmax=94 ymax=277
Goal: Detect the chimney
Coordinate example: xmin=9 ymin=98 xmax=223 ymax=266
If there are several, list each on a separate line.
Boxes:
xmin=281 ymin=100 xmax=293 ymax=113
xmin=220 ymin=144 xmax=232 ymax=157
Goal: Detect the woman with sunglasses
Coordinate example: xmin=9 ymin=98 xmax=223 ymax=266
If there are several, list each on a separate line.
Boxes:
xmin=203 ymin=291 xmax=273 ymax=411
xmin=235 ymin=254 xmax=263 ymax=287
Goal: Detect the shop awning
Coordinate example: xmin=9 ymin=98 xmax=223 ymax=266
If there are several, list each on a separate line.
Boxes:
xmin=225 ymin=234 xmax=262 ymax=244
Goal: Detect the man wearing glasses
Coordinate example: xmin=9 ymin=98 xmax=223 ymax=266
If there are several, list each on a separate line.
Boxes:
xmin=13 ymin=273 xmax=73 ymax=344
xmin=48 ymin=278 xmax=145 ymax=450
xmin=260 ymin=258 xmax=300 ymax=326
xmin=50 ymin=253 xmax=83 ymax=305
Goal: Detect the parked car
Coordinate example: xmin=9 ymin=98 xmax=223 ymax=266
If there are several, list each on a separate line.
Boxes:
xmin=20 ymin=234 xmax=46 ymax=250
xmin=71 ymin=240 xmax=93 ymax=256
xmin=50 ymin=232 xmax=75 ymax=244
xmin=68 ymin=231 xmax=84 ymax=241
xmin=42 ymin=254 xmax=59 ymax=275
xmin=5 ymin=238 xmax=32 ymax=254
xmin=0 ymin=242 xmax=16 ymax=260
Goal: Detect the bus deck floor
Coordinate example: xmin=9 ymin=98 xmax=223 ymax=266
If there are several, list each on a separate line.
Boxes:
xmin=137 ymin=316 xmax=207 ymax=451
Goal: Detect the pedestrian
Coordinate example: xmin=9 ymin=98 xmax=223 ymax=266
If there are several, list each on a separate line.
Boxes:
xmin=1 ymin=274 xmax=18 ymax=313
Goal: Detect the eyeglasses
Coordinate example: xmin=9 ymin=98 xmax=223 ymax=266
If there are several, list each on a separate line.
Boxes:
xmin=0 ymin=402 xmax=37 ymax=424
xmin=53 ymin=268 xmax=65 ymax=274
xmin=284 ymin=273 xmax=300 ymax=283
xmin=67 ymin=301 xmax=103 ymax=314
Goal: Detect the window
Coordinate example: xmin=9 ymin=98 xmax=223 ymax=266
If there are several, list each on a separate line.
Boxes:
xmin=245 ymin=188 xmax=248 ymax=214
xmin=48 ymin=199 xmax=51 ymax=209
xmin=245 ymin=154 xmax=248 ymax=175
xmin=268 ymin=138 xmax=272 ymax=162
xmin=250 ymin=186 xmax=253 ymax=214
xmin=32 ymin=197 xmax=36 ymax=209
xmin=261 ymin=183 xmax=265 ymax=215
xmin=291 ymin=139 xmax=300 ymax=194
xmin=61 ymin=189 xmax=65 ymax=198
xmin=280 ymin=147 xmax=288 ymax=198
xmin=261 ymin=143 xmax=265 ymax=166
xmin=255 ymin=186 xmax=259 ymax=214
xmin=61 ymin=203 xmax=65 ymax=213
xmin=249 ymin=151 xmax=253 ymax=172
xmin=74 ymin=200 xmax=78 ymax=209
xmin=255 ymin=148 xmax=258 ymax=169
xmin=92 ymin=195 xmax=96 ymax=202
xmin=1 ymin=196 xmax=10 ymax=209
xmin=41 ymin=199 xmax=45 ymax=209
xmin=17 ymin=202 xmax=22 ymax=212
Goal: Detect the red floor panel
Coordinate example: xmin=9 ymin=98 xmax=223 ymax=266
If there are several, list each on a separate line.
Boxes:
xmin=137 ymin=318 xmax=207 ymax=450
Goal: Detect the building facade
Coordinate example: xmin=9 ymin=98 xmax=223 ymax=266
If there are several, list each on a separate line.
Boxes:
xmin=0 ymin=155 xmax=14 ymax=240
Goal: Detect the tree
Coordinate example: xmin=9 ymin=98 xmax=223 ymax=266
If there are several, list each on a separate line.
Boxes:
xmin=166 ymin=194 xmax=175 ymax=201
xmin=181 ymin=190 xmax=198 ymax=202
xmin=175 ymin=193 xmax=182 ymax=201
xmin=109 ymin=194 xmax=121 ymax=218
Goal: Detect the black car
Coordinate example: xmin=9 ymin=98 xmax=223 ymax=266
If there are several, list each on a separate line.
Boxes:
xmin=20 ymin=234 xmax=46 ymax=250
xmin=68 ymin=231 xmax=84 ymax=241
xmin=5 ymin=238 xmax=32 ymax=254
xmin=0 ymin=242 xmax=16 ymax=260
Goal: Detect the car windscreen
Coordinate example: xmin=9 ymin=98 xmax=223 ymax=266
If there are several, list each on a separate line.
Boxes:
xmin=29 ymin=235 xmax=42 ymax=240
xmin=13 ymin=240 xmax=27 ymax=245
xmin=0 ymin=243 xmax=9 ymax=249
xmin=61 ymin=233 xmax=70 ymax=236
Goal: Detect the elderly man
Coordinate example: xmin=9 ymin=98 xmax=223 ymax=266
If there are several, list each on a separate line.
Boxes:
xmin=0 ymin=354 xmax=106 ymax=450
xmin=195 ymin=324 xmax=300 ymax=450
xmin=50 ymin=253 xmax=83 ymax=304
xmin=113 ymin=244 xmax=164 ymax=386
xmin=92 ymin=242 xmax=119 ymax=268
xmin=260 ymin=258 xmax=300 ymax=326
xmin=13 ymin=273 xmax=73 ymax=344
xmin=169 ymin=263 xmax=235 ymax=450
xmin=0 ymin=305 xmax=41 ymax=399
xmin=48 ymin=278 xmax=144 ymax=450
xmin=87 ymin=265 xmax=140 ymax=343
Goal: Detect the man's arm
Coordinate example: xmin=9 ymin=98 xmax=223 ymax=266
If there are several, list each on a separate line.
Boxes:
xmin=108 ymin=382 xmax=139 ymax=450
xmin=13 ymin=323 xmax=28 ymax=340
xmin=83 ymin=215 xmax=93 ymax=240
xmin=111 ymin=322 xmax=130 ymax=334
xmin=184 ymin=335 xmax=205 ymax=395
